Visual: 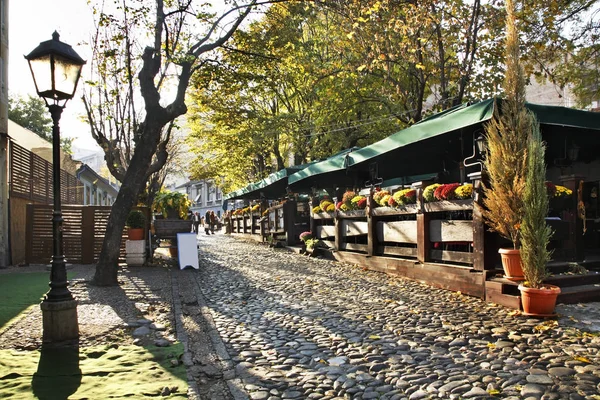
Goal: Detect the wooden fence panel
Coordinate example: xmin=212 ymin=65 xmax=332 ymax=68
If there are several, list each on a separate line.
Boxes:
xmin=26 ymin=205 xmax=139 ymax=265
xmin=10 ymin=142 xmax=82 ymax=204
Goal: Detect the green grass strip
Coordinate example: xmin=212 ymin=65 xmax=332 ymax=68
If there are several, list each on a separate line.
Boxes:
xmin=0 ymin=343 xmax=188 ymax=399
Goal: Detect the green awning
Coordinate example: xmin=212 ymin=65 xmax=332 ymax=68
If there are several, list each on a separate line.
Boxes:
xmin=223 ymin=162 xmax=316 ymax=201
xmin=288 ymin=98 xmax=600 ymax=190
xmin=348 ymin=99 xmax=495 ymax=167
xmin=287 ymin=147 xmax=361 ymax=192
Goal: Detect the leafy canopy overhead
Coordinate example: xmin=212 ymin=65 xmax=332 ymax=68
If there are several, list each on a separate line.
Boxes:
xmin=8 ymin=94 xmax=74 ymax=153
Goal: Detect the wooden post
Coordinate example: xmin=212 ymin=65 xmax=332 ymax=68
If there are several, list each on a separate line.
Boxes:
xmin=25 ymin=203 xmax=34 ymax=265
xmin=334 ymin=210 xmax=342 ymax=251
xmin=415 ymin=184 xmax=431 ymax=263
xmin=559 ymin=175 xmax=585 ymax=261
xmin=81 ymin=206 xmax=95 ymax=264
xmin=367 ymin=188 xmax=376 ymax=257
xmin=284 ymin=200 xmax=297 ymax=246
xmin=309 ymin=199 xmax=317 ymax=238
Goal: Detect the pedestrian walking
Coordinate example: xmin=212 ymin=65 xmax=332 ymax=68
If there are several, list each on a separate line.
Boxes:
xmin=192 ymin=212 xmax=200 ymax=234
xmin=210 ymin=211 xmax=216 ymax=234
xmin=205 ymin=210 xmax=211 ymax=234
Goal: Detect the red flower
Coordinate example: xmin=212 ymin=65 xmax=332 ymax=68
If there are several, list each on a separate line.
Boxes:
xmin=357 ymin=198 xmax=367 ymax=209
xmin=440 ymin=183 xmax=461 ymax=200
xmin=388 ymin=197 xmax=398 ymax=207
xmin=336 ymin=201 xmax=343 ymax=209
xmin=545 ymin=181 xmax=556 ymax=197
xmin=434 ymin=185 xmax=446 ymax=201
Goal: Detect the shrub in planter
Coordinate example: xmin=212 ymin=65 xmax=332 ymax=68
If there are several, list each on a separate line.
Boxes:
xmin=153 ymin=190 xmax=191 ymax=219
xmin=126 ymin=210 xmax=146 ymax=240
xmin=518 ymin=115 xmax=559 ymax=315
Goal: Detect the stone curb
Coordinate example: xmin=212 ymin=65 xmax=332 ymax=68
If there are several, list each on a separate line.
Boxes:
xmin=171 ymin=268 xmax=201 ymax=400
xmin=192 ymin=273 xmax=249 ymax=400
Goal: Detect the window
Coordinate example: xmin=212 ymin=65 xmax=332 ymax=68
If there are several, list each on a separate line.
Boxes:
xmin=207 ymin=183 xmax=213 ymax=202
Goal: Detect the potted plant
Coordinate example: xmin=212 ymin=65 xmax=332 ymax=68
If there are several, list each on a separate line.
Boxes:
xmin=518 ymin=119 xmax=560 ymax=315
xmin=126 ymin=210 xmax=146 ymax=240
xmin=481 ymin=0 xmax=529 ymax=281
xmin=153 ymin=190 xmax=192 ymax=219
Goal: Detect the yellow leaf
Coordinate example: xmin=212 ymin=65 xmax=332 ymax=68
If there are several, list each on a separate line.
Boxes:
xmin=368 ymin=335 xmax=381 ymax=340
xmin=346 ymin=31 xmax=355 ymax=39
xmin=574 ymin=356 xmax=591 ymax=363
xmin=366 ymin=315 xmax=374 ymax=319
xmin=415 ymin=63 xmax=426 ymax=70
xmin=487 ymin=343 xmax=496 ymax=349
xmin=487 ymin=389 xmax=501 ymax=395
xmin=357 ymin=64 xmax=367 ymax=72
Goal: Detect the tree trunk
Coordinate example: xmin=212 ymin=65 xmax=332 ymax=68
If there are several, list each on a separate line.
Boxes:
xmin=92 ymin=117 xmax=165 ymax=286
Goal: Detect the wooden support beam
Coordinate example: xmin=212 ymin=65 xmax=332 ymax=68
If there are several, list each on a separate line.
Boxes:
xmin=417 ymin=213 xmax=431 ymax=263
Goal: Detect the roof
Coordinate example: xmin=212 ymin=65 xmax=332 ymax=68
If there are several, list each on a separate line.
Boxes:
xmin=224 ymin=148 xmax=359 ymax=201
xmin=288 ymin=98 xmax=600 ymax=190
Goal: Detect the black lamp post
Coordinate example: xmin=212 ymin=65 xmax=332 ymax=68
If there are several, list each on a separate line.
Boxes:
xmin=25 ymin=32 xmax=85 ymax=342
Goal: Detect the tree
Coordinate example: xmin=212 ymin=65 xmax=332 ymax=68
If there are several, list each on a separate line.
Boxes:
xmin=85 ymin=0 xmax=260 ymax=286
xmin=8 ymin=94 xmax=74 ymax=153
xmin=187 ymin=3 xmax=402 ymax=192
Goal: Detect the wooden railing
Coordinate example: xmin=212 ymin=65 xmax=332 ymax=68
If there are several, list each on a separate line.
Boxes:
xmin=310 ymin=183 xmax=487 ymax=270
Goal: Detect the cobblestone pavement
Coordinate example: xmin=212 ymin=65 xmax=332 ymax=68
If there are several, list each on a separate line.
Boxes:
xmin=186 ymin=233 xmax=600 ymax=400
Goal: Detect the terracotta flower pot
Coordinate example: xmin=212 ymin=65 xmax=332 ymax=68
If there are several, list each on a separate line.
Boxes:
xmin=127 ymin=228 xmax=145 ymax=241
xmin=498 ymin=248 xmax=524 ymax=281
xmin=518 ymin=284 xmax=561 ymax=316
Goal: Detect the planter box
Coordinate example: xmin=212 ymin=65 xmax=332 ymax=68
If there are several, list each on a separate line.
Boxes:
xmin=372 ymin=204 xmax=420 ymax=216
xmin=154 ymin=219 xmax=192 ymax=240
xmin=337 ymin=210 xmax=367 ymax=219
xmin=423 ymin=199 xmax=473 ymax=212
xmin=312 ymin=212 xmax=334 ymax=220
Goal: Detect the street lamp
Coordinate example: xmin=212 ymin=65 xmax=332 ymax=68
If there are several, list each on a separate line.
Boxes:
xmin=25 ymin=31 xmax=86 ymax=342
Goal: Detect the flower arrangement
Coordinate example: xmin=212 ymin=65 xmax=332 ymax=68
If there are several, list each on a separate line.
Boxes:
xmin=337 ymin=191 xmax=367 ymax=211
xmin=434 ymin=183 xmax=461 ymax=201
xmin=423 ymin=184 xmax=441 ymax=202
xmin=153 ymin=190 xmax=192 ymax=218
xmin=455 ymin=184 xmax=473 ymax=199
xmin=353 ymin=196 xmax=367 ymax=209
xmin=423 ymin=183 xmax=472 ymax=202
xmin=312 ymin=205 xmax=322 ymax=214
xmin=342 ymin=190 xmax=357 ymax=204
xmin=320 ymin=199 xmax=334 ymax=213
xmin=392 ymin=188 xmax=417 ymax=206
xmin=372 ymin=189 xmax=391 ymax=207
xmin=299 ymin=231 xmax=313 ymax=242
xmin=554 ymin=185 xmax=572 ymax=198
xmin=251 ymin=204 xmax=260 ymax=213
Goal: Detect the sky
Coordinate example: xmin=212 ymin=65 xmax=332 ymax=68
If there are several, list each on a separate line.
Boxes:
xmin=9 ymin=0 xmax=99 ymax=152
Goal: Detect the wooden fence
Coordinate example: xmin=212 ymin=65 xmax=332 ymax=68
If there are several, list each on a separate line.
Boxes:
xmin=25 ymin=204 xmax=150 ymax=265
xmin=10 ymin=142 xmax=82 ymax=204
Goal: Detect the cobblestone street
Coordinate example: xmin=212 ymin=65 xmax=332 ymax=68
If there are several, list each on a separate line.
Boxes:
xmin=183 ymin=233 xmax=600 ymax=400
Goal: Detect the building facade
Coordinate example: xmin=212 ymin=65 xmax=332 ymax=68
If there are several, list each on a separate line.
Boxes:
xmin=169 ymin=179 xmax=224 ymax=219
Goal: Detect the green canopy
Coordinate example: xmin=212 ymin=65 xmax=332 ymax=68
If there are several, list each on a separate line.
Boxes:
xmin=223 ymin=162 xmax=316 ymax=201
xmin=287 ymin=147 xmax=361 ymax=193
xmin=288 ymin=98 xmax=600 ymax=190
